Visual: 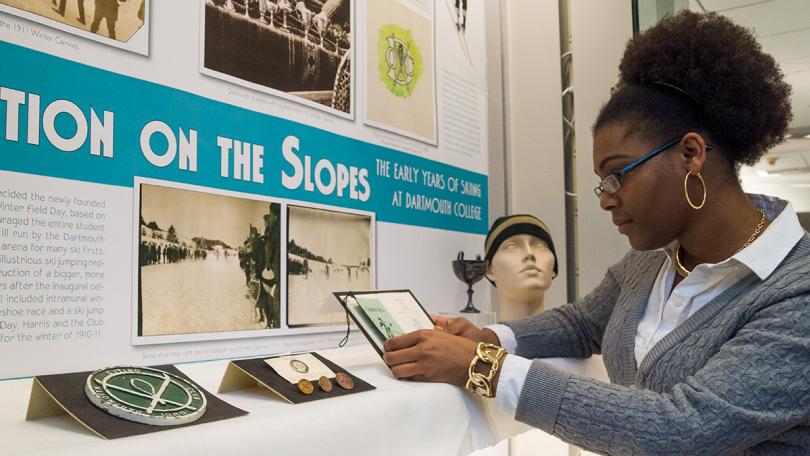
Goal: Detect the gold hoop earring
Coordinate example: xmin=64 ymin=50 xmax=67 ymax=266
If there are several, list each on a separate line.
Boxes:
xmin=684 ymin=172 xmax=706 ymax=210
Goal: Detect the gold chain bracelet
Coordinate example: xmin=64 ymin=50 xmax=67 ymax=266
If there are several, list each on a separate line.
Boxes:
xmin=465 ymin=342 xmax=507 ymax=398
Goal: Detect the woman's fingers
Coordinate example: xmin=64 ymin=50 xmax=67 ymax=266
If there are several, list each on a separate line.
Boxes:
xmin=389 ymin=362 xmax=423 ymax=379
xmin=383 ymin=329 xmax=427 ymax=352
xmin=445 ymin=317 xmax=472 ymax=335
xmin=383 ymin=345 xmax=421 ymax=367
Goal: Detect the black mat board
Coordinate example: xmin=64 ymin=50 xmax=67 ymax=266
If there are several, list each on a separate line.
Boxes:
xmin=232 ymin=352 xmax=374 ymax=404
xmin=34 ymin=364 xmax=248 ymax=439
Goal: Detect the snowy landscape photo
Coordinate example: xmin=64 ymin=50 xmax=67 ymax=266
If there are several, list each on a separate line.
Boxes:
xmin=287 ymin=205 xmax=373 ymax=327
xmin=137 ymin=183 xmax=282 ymax=338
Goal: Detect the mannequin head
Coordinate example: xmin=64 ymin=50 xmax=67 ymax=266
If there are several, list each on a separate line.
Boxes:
xmin=484 ymin=215 xmax=557 ymax=318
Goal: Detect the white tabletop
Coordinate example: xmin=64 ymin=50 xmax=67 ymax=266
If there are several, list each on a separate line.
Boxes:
xmin=0 ymin=345 xmax=602 ymax=456
xmin=0 ymin=345 xmax=516 ymax=455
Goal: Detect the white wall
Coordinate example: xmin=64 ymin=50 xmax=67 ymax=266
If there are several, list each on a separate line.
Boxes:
xmin=500 ymin=0 xmax=634 ymax=305
xmin=570 ymin=0 xmax=633 ymax=296
xmin=486 ymin=0 xmax=507 ymax=221
xmin=500 ymin=0 xmax=568 ymax=311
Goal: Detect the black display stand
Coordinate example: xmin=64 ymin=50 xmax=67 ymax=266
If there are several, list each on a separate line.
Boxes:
xmin=25 ymin=364 xmax=248 ymax=440
xmin=218 ymin=352 xmax=374 ymax=404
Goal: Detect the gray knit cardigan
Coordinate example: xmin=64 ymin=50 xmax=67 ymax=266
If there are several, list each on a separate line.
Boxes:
xmin=503 ymin=234 xmax=810 ymax=455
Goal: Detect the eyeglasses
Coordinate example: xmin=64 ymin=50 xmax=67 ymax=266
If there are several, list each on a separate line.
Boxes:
xmin=593 ymin=135 xmax=713 ymax=198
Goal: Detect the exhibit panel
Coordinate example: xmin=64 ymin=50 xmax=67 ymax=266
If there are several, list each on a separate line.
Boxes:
xmin=0 ymin=0 xmax=493 ymax=380
xmin=0 ymin=2 xmax=649 ymax=456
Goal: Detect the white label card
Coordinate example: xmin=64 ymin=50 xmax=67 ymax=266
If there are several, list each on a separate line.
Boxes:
xmin=264 ymin=353 xmax=336 ymax=384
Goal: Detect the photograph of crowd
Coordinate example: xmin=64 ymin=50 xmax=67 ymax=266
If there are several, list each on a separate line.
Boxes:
xmin=137 ymin=183 xmax=281 ymax=338
xmin=0 ymin=0 xmax=148 ymax=51
xmin=202 ymin=0 xmax=353 ymax=116
xmin=287 ymin=205 xmax=372 ymax=327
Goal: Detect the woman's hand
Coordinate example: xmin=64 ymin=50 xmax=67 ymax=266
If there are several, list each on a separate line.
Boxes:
xmin=383 ymin=329 xmax=477 ymax=387
xmin=431 ymin=315 xmax=501 ymax=345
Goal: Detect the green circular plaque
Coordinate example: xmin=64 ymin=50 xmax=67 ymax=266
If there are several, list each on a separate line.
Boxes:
xmin=84 ymin=366 xmax=207 ymax=426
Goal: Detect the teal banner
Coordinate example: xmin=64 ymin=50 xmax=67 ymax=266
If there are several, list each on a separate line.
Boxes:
xmin=0 ymin=41 xmax=487 ymax=234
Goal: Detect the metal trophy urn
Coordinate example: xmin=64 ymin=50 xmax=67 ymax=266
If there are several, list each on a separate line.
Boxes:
xmin=452 ymin=251 xmax=488 ymax=313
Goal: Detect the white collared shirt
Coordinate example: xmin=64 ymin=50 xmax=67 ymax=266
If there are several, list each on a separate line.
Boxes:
xmin=488 ymin=196 xmax=806 ymax=416
xmin=635 ymin=198 xmax=805 ymax=366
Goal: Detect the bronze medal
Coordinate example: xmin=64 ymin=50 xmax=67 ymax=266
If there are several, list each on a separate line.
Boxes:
xmin=335 ymin=372 xmax=354 ymax=390
xmin=297 ymin=378 xmax=314 ymax=395
xmin=318 ymin=376 xmax=333 ymax=392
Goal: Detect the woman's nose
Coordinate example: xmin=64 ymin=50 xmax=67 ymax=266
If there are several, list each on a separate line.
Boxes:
xmin=599 ymin=192 xmax=618 ymax=211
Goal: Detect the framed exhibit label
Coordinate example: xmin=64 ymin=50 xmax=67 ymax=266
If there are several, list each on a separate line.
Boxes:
xmin=334 ymin=289 xmax=434 ymax=357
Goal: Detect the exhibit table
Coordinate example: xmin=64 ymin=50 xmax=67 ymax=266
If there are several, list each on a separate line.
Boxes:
xmin=0 ymin=345 xmax=575 ymax=456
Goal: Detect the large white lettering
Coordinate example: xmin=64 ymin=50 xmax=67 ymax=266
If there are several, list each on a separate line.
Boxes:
xmin=281 ymin=135 xmax=370 ymax=202
xmin=0 ymin=87 xmax=114 ymax=157
xmin=140 ymin=121 xmax=197 ymax=171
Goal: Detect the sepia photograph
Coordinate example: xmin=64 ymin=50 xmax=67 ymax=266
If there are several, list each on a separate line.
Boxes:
xmin=136 ymin=183 xmax=282 ymax=339
xmin=201 ymin=0 xmax=353 ymax=117
xmin=287 ymin=205 xmax=373 ymax=327
xmin=364 ymin=0 xmax=436 ymax=144
xmin=0 ymin=0 xmax=149 ymax=54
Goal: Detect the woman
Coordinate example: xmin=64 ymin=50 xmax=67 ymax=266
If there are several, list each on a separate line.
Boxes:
xmin=383 ymin=11 xmax=809 ymax=455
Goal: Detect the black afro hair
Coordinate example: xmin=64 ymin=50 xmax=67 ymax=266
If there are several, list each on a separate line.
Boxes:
xmin=594 ymin=10 xmax=792 ymax=172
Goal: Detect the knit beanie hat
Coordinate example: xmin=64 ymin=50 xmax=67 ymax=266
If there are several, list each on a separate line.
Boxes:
xmin=484 ymin=214 xmax=558 ymax=276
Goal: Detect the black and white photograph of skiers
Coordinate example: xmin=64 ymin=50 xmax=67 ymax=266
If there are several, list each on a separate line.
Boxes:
xmin=0 ymin=0 xmax=148 ymax=53
xmin=287 ymin=205 xmax=372 ymax=327
xmin=137 ymin=183 xmax=281 ymax=337
xmin=202 ymin=0 xmax=353 ymax=117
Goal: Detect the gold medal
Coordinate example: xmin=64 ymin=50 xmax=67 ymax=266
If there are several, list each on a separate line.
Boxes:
xmin=335 ymin=372 xmax=354 ymax=390
xmin=318 ymin=376 xmax=333 ymax=392
xmin=297 ymin=378 xmax=314 ymax=395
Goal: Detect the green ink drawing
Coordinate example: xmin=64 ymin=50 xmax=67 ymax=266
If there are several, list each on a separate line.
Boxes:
xmin=357 ymin=297 xmax=404 ymax=340
xmin=378 ymin=24 xmax=423 ymax=98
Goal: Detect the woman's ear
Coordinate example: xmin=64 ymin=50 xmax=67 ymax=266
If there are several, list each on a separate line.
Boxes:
xmin=680 ymin=132 xmax=710 ymax=173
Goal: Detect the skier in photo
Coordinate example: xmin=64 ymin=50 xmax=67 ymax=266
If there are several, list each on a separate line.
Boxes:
xmin=90 ymin=0 xmax=123 ymax=40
